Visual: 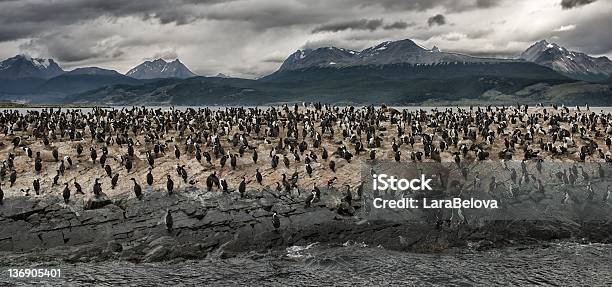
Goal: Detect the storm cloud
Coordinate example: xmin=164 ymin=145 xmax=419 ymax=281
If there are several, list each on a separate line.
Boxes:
xmin=312 ymin=19 xmax=383 ymax=33
xmin=561 ymin=0 xmax=597 ymax=9
xmin=383 ymin=21 xmax=414 ymax=30
xmin=428 ymin=14 xmax=447 ymax=26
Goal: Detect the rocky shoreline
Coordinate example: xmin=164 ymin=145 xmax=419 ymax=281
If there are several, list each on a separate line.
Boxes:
xmin=1 ymin=184 xmax=611 ymax=264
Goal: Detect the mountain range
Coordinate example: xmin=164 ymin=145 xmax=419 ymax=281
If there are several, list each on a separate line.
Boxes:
xmin=1 ymin=39 xmax=611 ymax=105
xmin=125 ymin=58 xmax=196 ymax=79
xmin=280 ymin=39 xmax=513 ymax=71
xmin=520 ymin=40 xmax=612 ymax=82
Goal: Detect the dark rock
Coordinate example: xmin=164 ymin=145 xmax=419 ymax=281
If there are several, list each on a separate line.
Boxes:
xmin=107 ymin=241 xmax=123 ymax=253
xmin=84 ymin=193 xmax=112 ymax=210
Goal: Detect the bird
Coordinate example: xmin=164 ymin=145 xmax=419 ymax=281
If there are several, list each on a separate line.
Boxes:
xmin=174 ymin=145 xmax=181 ymax=159
xmin=52 ymin=170 xmax=60 ymax=186
xmin=62 ymin=183 xmax=70 ymax=203
xmin=206 ymin=172 xmax=218 ymax=191
xmin=0 ymin=184 xmax=3 ymax=205
xmin=90 ymin=147 xmax=97 ymax=164
xmin=165 ymin=209 xmax=173 ymax=233
xmin=238 ymin=176 xmax=246 ymax=198
xmin=327 ymin=176 xmax=337 ymax=188
xmin=131 ymin=178 xmax=143 ymax=200
xmin=111 ymin=173 xmax=119 ymax=189
xmin=305 ymin=190 xmax=316 ymax=208
xmin=104 ymin=164 xmax=112 ymax=177
xmin=74 ymin=181 xmax=83 ymax=194
xmin=146 ymin=168 xmax=154 ymax=186
xmin=329 ymin=160 xmax=336 ymax=172
xmin=93 ymin=178 xmax=102 ymax=197
xmin=167 ymin=175 xmax=174 ymax=195
xmin=220 ymin=179 xmax=229 ymax=193
xmin=256 ymin=168 xmax=263 ymax=185
xmin=33 ymin=179 xmax=40 ymax=195
xmin=9 ymin=170 xmax=17 ymax=188
xmin=125 ymin=158 xmax=133 ymax=173
xmin=252 ymin=149 xmax=258 ymax=163
xmin=272 ymin=212 xmax=280 ymax=230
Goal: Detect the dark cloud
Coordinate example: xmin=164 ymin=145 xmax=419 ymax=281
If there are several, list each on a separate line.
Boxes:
xmin=561 ymin=0 xmax=597 ymax=9
xmin=427 ymin=14 xmax=446 ymax=26
xmin=476 ymin=0 xmax=500 ymax=8
xmin=549 ymin=15 xmax=612 ymax=55
xmin=18 ymin=31 xmax=124 ymax=63
xmin=383 ymin=21 xmax=413 ymax=30
xmin=312 ymin=19 xmax=383 ymax=33
xmin=355 ymin=0 xmax=502 ymax=12
xmin=0 ymin=0 xmax=230 ymax=42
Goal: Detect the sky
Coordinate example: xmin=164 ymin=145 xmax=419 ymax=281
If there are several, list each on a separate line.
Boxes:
xmin=0 ymin=0 xmax=610 ymax=78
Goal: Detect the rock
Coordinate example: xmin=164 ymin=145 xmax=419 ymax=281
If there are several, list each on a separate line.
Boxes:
xmin=107 ymin=241 xmax=123 ymax=253
xmin=337 ymin=202 xmax=355 ymax=216
xmin=1 ymin=186 xmax=611 ymax=262
xmin=84 ymin=193 xmax=112 ymax=210
xmin=143 ymin=245 xmax=170 ymax=262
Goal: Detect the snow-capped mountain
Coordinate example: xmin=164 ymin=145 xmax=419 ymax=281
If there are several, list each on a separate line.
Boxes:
xmin=278 ymin=39 xmax=510 ymax=71
xmin=126 ymin=58 xmax=196 ymax=79
xmin=214 ymin=73 xmax=231 ymax=78
xmin=521 ymin=40 xmax=612 ymax=81
xmin=0 ymin=55 xmax=64 ymax=79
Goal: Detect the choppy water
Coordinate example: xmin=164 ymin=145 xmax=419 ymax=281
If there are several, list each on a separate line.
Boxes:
xmin=4 ymin=106 xmax=612 ymax=114
xmin=3 ymin=242 xmax=611 ymax=286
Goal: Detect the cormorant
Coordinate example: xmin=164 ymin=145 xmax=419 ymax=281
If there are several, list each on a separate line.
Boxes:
xmin=147 ymin=168 xmax=154 ymax=186
xmin=256 ymin=168 xmax=263 ymax=185
xmin=111 ymin=173 xmax=119 ymax=189
xmin=9 ymin=170 xmax=16 ymax=187
xmin=167 ymin=175 xmax=174 ymax=195
xmin=165 ymin=209 xmax=173 ymax=233
xmin=238 ymin=176 xmax=246 ymax=198
xmin=272 ymin=212 xmax=280 ymax=230
xmin=329 ymin=160 xmax=336 ymax=172
xmin=62 ymin=183 xmax=70 ymax=203
xmin=93 ymin=178 xmax=102 ymax=197
xmin=90 ymin=147 xmax=97 ymax=163
xmin=131 ymin=178 xmax=143 ymax=200
xmin=74 ymin=181 xmax=83 ymax=194
xmin=33 ymin=179 xmax=40 ymax=195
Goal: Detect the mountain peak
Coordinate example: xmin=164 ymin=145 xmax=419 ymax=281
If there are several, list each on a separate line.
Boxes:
xmin=278 ymin=38 xmax=503 ymax=71
xmin=0 ymin=54 xmax=64 ymax=79
xmin=126 ymin=58 xmax=196 ymax=79
xmin=521 ymin=40 xmax=612 ymax=81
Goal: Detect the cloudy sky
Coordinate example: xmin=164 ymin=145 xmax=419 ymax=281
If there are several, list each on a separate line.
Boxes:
xmin=0 ymin=0 xmax=610 ymax=78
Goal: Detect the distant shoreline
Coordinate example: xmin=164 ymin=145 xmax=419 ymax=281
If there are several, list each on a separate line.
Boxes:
xmin=0 ymin=102 xmax=110 ymax=109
